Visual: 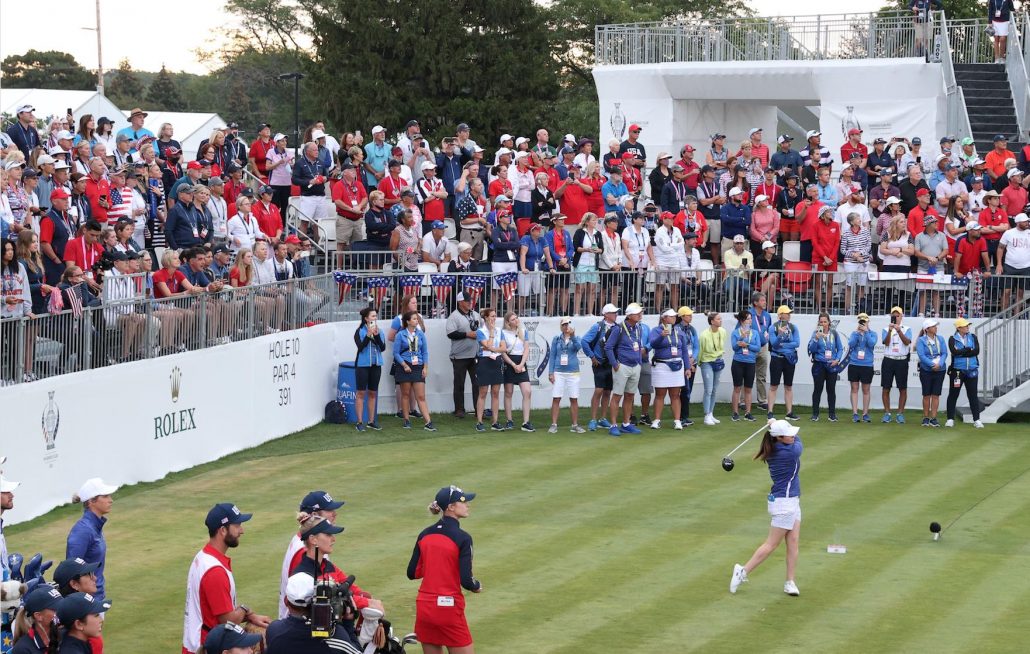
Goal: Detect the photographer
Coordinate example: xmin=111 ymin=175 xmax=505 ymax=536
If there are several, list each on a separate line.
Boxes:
xmin=847 ymin=313 xmax=877 ymax=423
xmin=266 ymin=574 xmax=362 ymax=654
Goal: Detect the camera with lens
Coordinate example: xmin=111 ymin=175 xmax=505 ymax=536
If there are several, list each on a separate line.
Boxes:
xmin=308 ymin=574 xmax=356 ymax=638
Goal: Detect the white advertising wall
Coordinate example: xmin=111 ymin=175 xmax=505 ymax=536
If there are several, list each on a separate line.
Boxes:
xmin=0 ymin=324 xmax=340 ymax=525
xmin=0 ymin=313 xmax=983 ymax=524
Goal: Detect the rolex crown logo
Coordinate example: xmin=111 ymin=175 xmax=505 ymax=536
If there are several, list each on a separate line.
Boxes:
xmin=171 ymin=366 xmax=182 ymax=402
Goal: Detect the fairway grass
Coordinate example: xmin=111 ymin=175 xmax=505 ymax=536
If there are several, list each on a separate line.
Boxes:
xmin=7 ymin=409 xmax=1030 ymax=653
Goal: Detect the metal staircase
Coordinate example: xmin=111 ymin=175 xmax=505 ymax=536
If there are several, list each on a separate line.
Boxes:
xmin=953 ymin=63 xmax=1021 ymax=154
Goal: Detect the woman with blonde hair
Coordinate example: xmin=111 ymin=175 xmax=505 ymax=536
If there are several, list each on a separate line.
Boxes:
xmin=227 ymin=247 xmax=274 ymax=333
xmin=475 ymin=307 xmax=507 ymax=432
xmin=388 ymin=294 xmax=426 ymax=420
xmin=11 ymin=584 xmax=62 ymax=652
xmin=500 ymin=311 xmax=534 ymax=432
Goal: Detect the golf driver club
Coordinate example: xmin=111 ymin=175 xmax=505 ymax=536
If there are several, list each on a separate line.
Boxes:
xmin=721 ymin=421 xmax=774 ymax=471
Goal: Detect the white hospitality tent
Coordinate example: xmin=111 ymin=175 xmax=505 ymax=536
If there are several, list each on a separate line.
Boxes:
xmin=0 ymin=88 xmax=124 ymax=130
xmin=124 ymin=110 xmax=227 ymax=160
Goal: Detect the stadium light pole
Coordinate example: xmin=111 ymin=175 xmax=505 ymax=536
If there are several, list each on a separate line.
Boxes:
xmin=81 ymin=0 xmax=104 ymax=94
xmin=278 ymin=72 xmax=305 ymax=158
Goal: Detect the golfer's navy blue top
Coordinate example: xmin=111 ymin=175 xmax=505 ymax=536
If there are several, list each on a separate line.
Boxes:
xmin=66 ymin=511 xmax=108 ymax=599
xmin=265 ymin=615 xmax=361 ymax=654
xmin=768 ymin=435 xmax=803 ymax=499
xmin=675 ymin=323 xmax=701 ymax=365
xmin=848 ymin=330 xmax=878 ymax=367
xmin=731 ymin=325 xmax=761 ymax=363
xmin=604 ymin=320 xmax=644 ymax=368
xmin=949 ymin=332 xmax=980 ymax=372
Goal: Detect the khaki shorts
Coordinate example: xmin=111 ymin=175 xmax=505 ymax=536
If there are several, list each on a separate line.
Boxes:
xmin=335 ymin=216 xmax=365 ymax=246
xmin=612 ymin=363 xmax=641 ymax=396
xmin=708 ymin=219 xmax=721 ymax=244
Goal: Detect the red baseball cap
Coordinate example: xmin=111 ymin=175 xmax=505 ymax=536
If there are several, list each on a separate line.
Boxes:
xmin=682 ymin=144 xmax=695 ymax=153
xmin=285 ymin=234 xmax=302 ymax=244
xmin=621 ymin=151 xmax=635 ymax=160
xmin=661 ymin=211 xmax=675 ymax=220
xmin=187 ymin=160 xmax=203 ymax=170
xmin=847 ymin=128 xmax=863 ymax=136
xmin=916 ymin=188 xmax=930 ymax=197
xmin=50 ymin=188 xmax=71 ymax=200
xmin=629 ymin=124 xmax=642 ymax=132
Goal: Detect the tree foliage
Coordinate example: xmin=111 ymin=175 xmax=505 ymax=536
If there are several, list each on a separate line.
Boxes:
xmin=146 ymin=65 xmax=186 ymax=111
xmin=107 ymin=58 xmax=147 ymax=107
xmin=0 ymin=50 xmax=95 ymax=90
xmin=879 ymin=0 xmax=986 ymax=21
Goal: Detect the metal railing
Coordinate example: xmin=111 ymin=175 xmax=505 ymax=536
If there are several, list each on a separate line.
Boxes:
xmin=945 ymin=19 xmax=996 ymax=64
xmin=1007 ymin=14 xmax=1030 ymax=137
xmin=939 ymin=13 xmax=976 ymax=146
xmin=595 ymin=11 xmax=932 ymax=65
xmin=976 ymin=303 xmax=1030 ymax=404
xmin=4 ymin=264 xmax=1028 ymax=386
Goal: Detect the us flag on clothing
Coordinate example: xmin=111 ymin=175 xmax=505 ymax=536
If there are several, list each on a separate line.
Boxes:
xmin=366 ymin=276 xmax=392 ymax=307
xmin=496 ymin=271 xmax=518 ymax=302
xmin=399 ymin=274 xmax=423 ymax=298
xmin=333 ymin=271 xmax=357 ymax=305
xmin=431 ymin=274 xmax=455 ymax=304
xmin=463 ymin=275 xmax=488 ymax=306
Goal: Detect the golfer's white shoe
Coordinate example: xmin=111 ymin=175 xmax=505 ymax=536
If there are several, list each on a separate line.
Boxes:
xmin=784 ymin=580 xmax=800 ymax=596
xmin=730 ymin=564 xmax=748 ymax=593
xmin=974 ymin=420 xmax=985 ymax=428
xmin=945 ymin=419 xmax=955 ymax=427
xmin=704 ymin=414 xmax=716 ymax=425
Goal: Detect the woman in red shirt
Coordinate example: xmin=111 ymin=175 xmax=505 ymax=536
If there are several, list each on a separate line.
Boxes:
xmin=582 ymin=161 xmax=606 ymax=218
xmin=674 ymin=196 xmax=708 ymax=244
xmin=407 ymin=486 xmax=481 ymax=654
xmin=152 ymin=248 xmax=196 ymax=353
xmin=976 ymin=190 xmax=1008 ymax=265
xmin=554 ymin=165 xmax=590 ymax=226
xmin=487 ymin=165 xmax=512 ymax=202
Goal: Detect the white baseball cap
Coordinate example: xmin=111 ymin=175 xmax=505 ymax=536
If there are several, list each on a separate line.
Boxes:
xmin=748 ymin=127 xmax=762 ymax=137
xmin=371 ymin=125 xmax=386 ymax=135
xmin=1010 ymin=169 xmax=1025 ymax=177
xmin=769 ymin=419 xmax=800 ymax=437
xmin=310 ymin=129 xmax=327 ymax=140
xmin=965 ymin=221 xmax=981 ymax=230
xmin=273 ymin=133 xmax=287 ymax=142
xmin=16 ymin=104 xmax=34 ymax=114
xmin=420 ymin=161 xmax=436 ymax=171
xmin=285 ymin=573 xmax=315 ymax=606
xmin=53 ymin=161 xmax=71 ymax=171
xmin=563 ymin=133 xmax=576 ymax=143
xmin=77 ymin=477 xmax=118 ymax=503
xmin=728 ymin=187 xmax=743 ymax=198
xmin=806 ymin=130 xmax=821 ymax=139
xmin=923 ymin=318 xmax=940 ymax=329
xmin=625 ymin=303 xmax=643 ymax=316
xmin=515 ymin=136 xmax=529 ymax=147
xmin=754 ymin=194 xmax=768 ymax=204
xmin=514 ymin=151 xmax=530 ymax=160
xmin=732 ymin=234 xmax=746 ymax=243
xmin=499 ymin=134 xmax=513 ymax=144
xmin=56 ymin=130 xmax=75 ymax=141
xmin=37 ymin=154 xmax=56 ymax=166
xmin=885 ymin=196 xmax=902 ymax=206
xmin=48 ymin=146 xmax=68 ymax=156
xmin=1014 ymin=213 xmax=1029 ymax=223
xmin=602 ymin=303 xmax=618 ymax=314
xmin=762 ymin=240 xmax=776 ymax=250
xmin=661 ymin=308 xmax=677 ymax=318
xmin=496 ymin=147 xmax=513 ymax=157
xmin=0 ymin=456 xmax=20 ymax=493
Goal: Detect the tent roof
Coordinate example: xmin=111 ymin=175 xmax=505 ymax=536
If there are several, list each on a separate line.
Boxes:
xmin=0 ymin=88 xmax=123 ymax=126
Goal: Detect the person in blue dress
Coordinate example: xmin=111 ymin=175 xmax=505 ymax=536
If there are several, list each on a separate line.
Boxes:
xmin=847 ymin=313 xmax=878 ymax=423
xmin=730 ymin=419 xmax=804 ymax=597
xmin=730 ymin=310 xmax=762 ymax=422
xmin=807 ymin=312 xmax=844 ymax=422
xmin=916 ymin=318 xmax=948 ymax=427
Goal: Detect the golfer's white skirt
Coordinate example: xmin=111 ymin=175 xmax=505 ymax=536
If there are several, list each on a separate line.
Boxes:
xmin=652 ymin=361 xmax=685 ymax=388
xmin=768 ymin=496 xmax=802 ymax=530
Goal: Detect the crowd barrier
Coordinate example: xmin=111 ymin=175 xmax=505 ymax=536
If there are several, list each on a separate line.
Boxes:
xmin=1 ymin=309 xmax=985 ymax=524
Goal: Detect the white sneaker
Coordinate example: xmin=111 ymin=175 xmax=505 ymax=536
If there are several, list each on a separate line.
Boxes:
xmin=974 ymin=420 xmax=985 ymax=428
xmin=704 ymin=414 xmax=716 ymax=426
xmin=713 ymin=415 xmax=722 ymax=424
xmin=944 ymin=419 xmax=954 ymax=427
xmin=650 ymin=419 xmax=661 ymax=429
xmin=784 ymin=580 xmax=800 ymax=596
xmin=548 ymin=423 xmax=558 ymax=434
xmin=673 ymin=420 xmax=683 ymax=430
xmin=730 ymin=564 xmax=748 ymax=593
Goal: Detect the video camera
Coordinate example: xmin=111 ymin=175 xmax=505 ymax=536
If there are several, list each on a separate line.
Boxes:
xmin=308 ymin=574 xmax=356 ymax=638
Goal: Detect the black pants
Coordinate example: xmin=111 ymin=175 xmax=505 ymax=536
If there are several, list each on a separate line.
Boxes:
xmin=271 ymin=185 xmax=291 ymax=223
xmin=946 ymin=372 xmax=980 ymax=421
xmin=679 ymin=370 xmax=695 ymax=419
xmin=812 ymin=363 xmax=838 ymax=416
xmin=452 ymin=357 xmax=480 ymax=414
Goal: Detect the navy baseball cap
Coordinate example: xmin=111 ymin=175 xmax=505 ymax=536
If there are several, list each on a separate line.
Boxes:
xmin=259 ymin=185 xmax=273 ymax=195
xmin=204 ymin=622 xmax=262 ymax=651
xmin=239 ymin=187 xmax=255 ymax=198
xmin=301 ymin=518 xmax=345 ymax=539
xmin=56 ymin=592 xmax=111 ymax=625
xmin=205 ymin=503 xmax=253 ymax=530
xmin=299 ymin=491 xmax=345 ymax=512
xmin=993 ymin=134 xmax=1008 ymax=142
xmin=23 ymin=584 xmax=63 ymax=614
xmin=432 ymin=220 xmax=446 ymax=229
xmin=435 ymin=485 xmax=475 ymax=509
xmin=912 ymin=137 xmax=922 ymax=145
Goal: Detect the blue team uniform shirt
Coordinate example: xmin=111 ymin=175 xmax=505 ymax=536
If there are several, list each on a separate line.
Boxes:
xmin=768 ymin=435 xmax=803 ymax=498
xmin=848 ymin=330 xmax=878 ymax=367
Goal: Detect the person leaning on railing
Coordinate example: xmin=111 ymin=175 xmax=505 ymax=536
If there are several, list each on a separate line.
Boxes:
xmin=100 ymin=249 xmax=148 ymax=363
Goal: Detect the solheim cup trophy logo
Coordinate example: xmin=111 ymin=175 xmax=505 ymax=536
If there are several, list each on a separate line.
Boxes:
xmin=42 ymin=391 xmax=60 ymax=451
xmin=170 ymin=366 xmax=182 ymax=403
xmin=842 ymin=105 xmax=862 ymax=137
xmin=610 ymin=103 xmax=627 ymax=140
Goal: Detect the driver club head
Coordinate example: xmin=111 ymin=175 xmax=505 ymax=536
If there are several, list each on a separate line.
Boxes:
xmin=930 ymin=521 xmax=942 ymax=541
xmin=722 ymin=457 xmax=735 ymax=472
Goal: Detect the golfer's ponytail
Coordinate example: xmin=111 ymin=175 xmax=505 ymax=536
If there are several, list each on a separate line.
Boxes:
xmin=754 ymin=431 xmax=777 ymax=462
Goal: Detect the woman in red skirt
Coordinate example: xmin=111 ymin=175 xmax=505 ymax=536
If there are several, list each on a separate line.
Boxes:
xmin=407 ymin=486 xmax=482 ymax=654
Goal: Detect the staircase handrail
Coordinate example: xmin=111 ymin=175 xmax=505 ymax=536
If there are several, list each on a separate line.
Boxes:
xmin=977 ymin=303 xmax=1030 ymax=404
xmin=1005 ymin=12 xmax=1030 ymax=136
xmin=937 ymin=12 xmax=975 ymax=144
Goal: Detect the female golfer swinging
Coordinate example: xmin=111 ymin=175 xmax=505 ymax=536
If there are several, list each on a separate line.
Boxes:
xmin=729 ymin=419 xmax=803 ymax=597
xmin=407 ymin=486 xmax=482 ymax=654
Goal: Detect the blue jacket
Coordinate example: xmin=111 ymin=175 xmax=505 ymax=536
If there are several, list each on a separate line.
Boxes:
xmin=393 ymin=328 xmax=429 ymax=366
xmin=731 ymin=325 xmax=762 ymax=363
xmin=165 ymin=202 xmax=210 ymax=249
xmin=768 ymin=321 xmax=800 ymax=360
xmin=649 ymin=324 xmax=686 ymax=364
xmin=949 ymin=332 xmax=979 ymax=373
xmin=435 ymin=153 xmax=463 ymax=193
xmin=768 ymin=436 xmax=803 ymax=499
xmin=719 ymin=201 xmax=752 ymax=240
xmin=549 ymin=334 xmax=583 ymax=374
xmin=582 ymin=319 xmax=616 ymax=363
xmin=601 ymin=181 xmax=628 ymax=213
xmin=66 ymin=511 xmax=109 ymax=599
xmin=291 ymin=155 xmax=329 ymax=197
xmin=355 ymin=324 xmax=386 ymax=367
xmin=675 ymin=323 xmax=701 ymax=366
xmin=848 ymin=330 xmax=878 ymax=367
xmin=749 ymin=308 xmax=773 ymax=346
xmin=808 ymin=329 xmax=844 ymax=364
xmin=544 ymin=228 xmax=574 ymax=270
xmin=916 ymin=333 xmax=948 ymax=371
xmin=604 ymin=319 xmax=644 ymax=368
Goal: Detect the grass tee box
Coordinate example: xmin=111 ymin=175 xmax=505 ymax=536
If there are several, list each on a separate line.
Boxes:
xmin=7 ymin=411 xmax=1030 ymax=653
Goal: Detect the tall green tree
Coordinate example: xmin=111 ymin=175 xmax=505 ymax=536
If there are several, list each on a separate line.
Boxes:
xmin=1 ymin=50 xmax=95 ymax=90
xmin=146 ymin=65 xmax=186 ymax=111
xmin=107 ymin=58 xmax=147 ymax=107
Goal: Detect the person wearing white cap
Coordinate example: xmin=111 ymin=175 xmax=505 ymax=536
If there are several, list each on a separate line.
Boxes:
xmin=729 ymin=418 xmax=804 ymax=597
xmin=996 ymin=212 xmax=1030 ymax=311
xmin=66 ymin=478 xmax=118 ymax=600
xmin=915 ymin=318 xmax=948 ymax=427
xmin=0 ymin=458 xmax=19 ymax=579
xmin=603 ymin=303 xmax=646 ymax=436
xmin=649 ymin=308 xmax=687 ymax=429
xmin=363 ymin=125 xmax=390 ymax=188
xmin=799 ymin=130 xmax=831 ymax=170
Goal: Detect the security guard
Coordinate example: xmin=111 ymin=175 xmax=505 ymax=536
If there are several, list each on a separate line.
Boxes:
xmin=265 ymin=574 xmax=362 ymax=654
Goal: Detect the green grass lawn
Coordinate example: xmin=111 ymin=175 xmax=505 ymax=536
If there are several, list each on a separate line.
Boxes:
xmin=8 ymin=407 xmax=1030 ymax=654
